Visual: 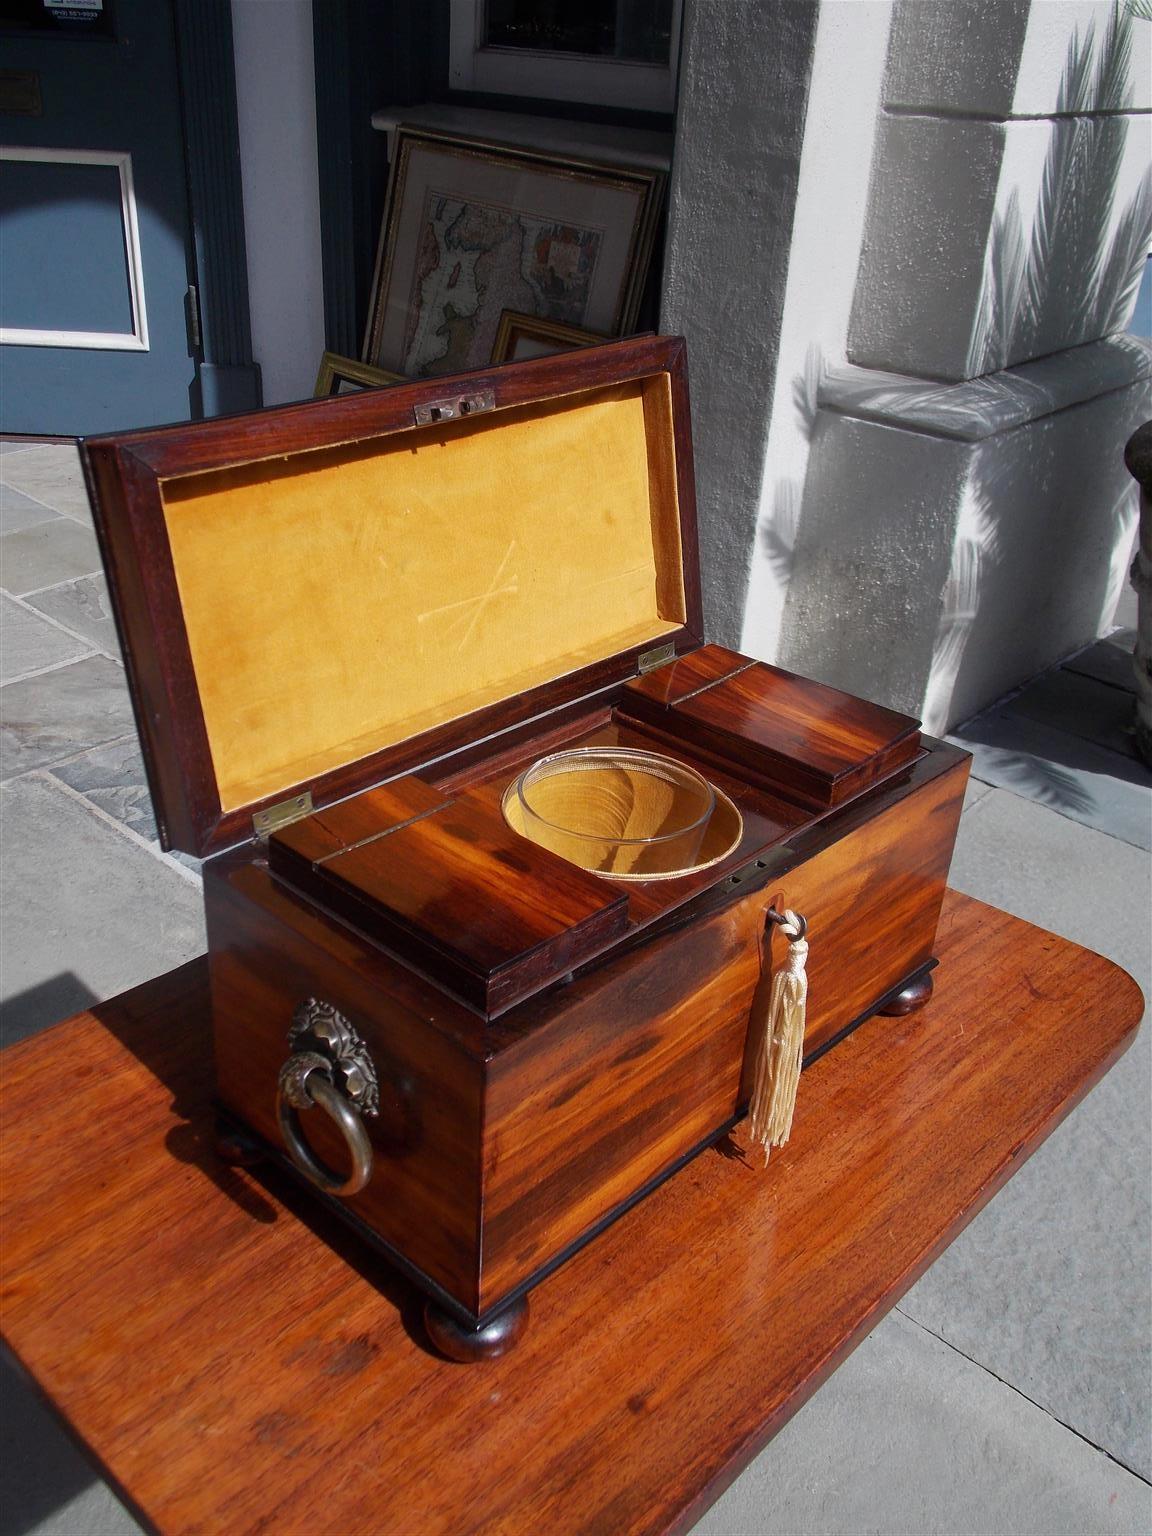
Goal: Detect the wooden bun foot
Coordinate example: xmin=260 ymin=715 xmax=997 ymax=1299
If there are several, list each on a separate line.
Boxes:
xmin=879 ymin=972 xmax=934 ymax=1017
xmin=425 ymin=1297 xmax=529 ymax=1363
xmin=214 ymin=1119 xmax=265 ymax=1168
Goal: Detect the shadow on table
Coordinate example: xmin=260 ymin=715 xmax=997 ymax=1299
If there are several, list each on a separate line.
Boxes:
xmin=87 ymin=961 xmax=432 ymax=1357
xmin=0 ymin=1346 xmax=133 ymax=1536
xmin=1 ymin=973 xmax=99 ymax=1050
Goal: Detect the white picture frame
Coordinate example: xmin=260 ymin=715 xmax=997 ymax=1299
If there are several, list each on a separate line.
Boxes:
xmin=448 ymin=0 xmax=682 ymax=112
xmin=0 ymin=146 xmax=149 ymax=352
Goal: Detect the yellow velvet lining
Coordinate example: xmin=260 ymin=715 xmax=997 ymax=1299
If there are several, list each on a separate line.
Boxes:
xmin=160 ymin=377 xmax=684 ymax=811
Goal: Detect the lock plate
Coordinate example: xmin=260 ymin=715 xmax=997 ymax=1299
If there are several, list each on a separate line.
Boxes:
xmin=413 ymin=389 xmax=495 ymax=427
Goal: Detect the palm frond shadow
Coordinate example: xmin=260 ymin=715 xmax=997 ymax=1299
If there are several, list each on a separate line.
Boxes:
xmin=817 ymin=362 xmax=1019 ymax=435
xmin=924 ymin=478 xmax=1004 ymax=732
xmin=758 ymin=347 xmax=825 ymax=586
xmin=972 ymin=4 xmax=1151 ymax=376
xmin=970 ymin=748 xmax=1097 ymax=815
xmin=759 ymin=477 xmax=801 ymax=587
xmin=792 ymin=345 xmax=826 ymax=443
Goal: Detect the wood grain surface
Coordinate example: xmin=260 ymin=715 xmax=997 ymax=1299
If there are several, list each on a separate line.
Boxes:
xmin=270 ymin=785 xmax=629 ymax=1014
xmin=620 ymin=649 xmax=921 ymax=807
xmin=268 ymin=776 xmax=453 ymax=860
xmin=0 ymin=892 xmax=1141 ymax=1536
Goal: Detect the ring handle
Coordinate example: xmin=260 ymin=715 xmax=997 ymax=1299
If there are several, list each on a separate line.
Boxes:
xmin=767 ymin=905 xmax=808 ymax=942
xmin=276 ymin=1050 xmax=374 ymax=1196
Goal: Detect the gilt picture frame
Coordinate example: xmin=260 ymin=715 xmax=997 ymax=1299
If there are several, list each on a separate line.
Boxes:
xmin=363 ymin=128 xmax=663 ymax=379
xmin=491 ymin=310 xmax=606 ymax=364
xmin=314 ymin=352 xmax=404 ymax=397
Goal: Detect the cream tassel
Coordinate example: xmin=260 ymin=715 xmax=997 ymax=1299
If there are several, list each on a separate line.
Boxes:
xmin=748 ymin=909 xmax=809 ymax=1166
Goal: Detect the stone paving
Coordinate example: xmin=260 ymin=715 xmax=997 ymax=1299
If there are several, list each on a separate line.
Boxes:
xmin=1 ymin=442 xmax=1149 ymax=1534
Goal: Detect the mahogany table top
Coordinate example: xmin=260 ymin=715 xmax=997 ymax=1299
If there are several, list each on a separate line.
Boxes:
xmin=0 ymin=890 xmax=1142 ymax=1536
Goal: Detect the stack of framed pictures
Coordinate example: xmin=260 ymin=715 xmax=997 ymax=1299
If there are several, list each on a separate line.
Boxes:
xmin=361 ymin=128 xmax=664 ymax=378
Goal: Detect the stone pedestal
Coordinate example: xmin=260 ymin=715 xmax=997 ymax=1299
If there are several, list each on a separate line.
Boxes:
xmin=777 ymin=340 xmax=1152 ymax=733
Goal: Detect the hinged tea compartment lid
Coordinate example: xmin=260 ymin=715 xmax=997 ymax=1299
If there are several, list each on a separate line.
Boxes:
xmin=83 ymin=337 xmax=700 ymax=856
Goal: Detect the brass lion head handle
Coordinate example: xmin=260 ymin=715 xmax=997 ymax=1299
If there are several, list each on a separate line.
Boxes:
xmin=287 ymin=998 xmax=380 ymax=1116
xmin=276 ymin=999 xmax=379 ymax=1197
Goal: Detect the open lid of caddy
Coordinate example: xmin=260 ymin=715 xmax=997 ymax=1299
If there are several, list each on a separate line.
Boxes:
xmin=82 ymin=336 xmax=702 ymax=859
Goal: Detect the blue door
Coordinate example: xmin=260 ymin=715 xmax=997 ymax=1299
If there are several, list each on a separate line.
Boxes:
xmin=0 ymin=0 xmax=198 ymax=434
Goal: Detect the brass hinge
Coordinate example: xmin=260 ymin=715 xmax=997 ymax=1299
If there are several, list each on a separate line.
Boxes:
xmin=253 ymin=790 xmax=313 ymax=842
xmin=637 ymin=642 xmax=676 ymax=674
xmin=0 ymin=70 xmax=42 ymax=116
xmin=413 ymin=388 xmax=495 ymax=426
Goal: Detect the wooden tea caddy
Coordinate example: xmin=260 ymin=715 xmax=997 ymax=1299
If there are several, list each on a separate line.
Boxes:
xmin=82 ymin=336 xmax=969 ymax=1361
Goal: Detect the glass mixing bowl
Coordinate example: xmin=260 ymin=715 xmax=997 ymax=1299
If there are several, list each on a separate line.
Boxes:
xmin=505 ymin=746 xmax=718 ymax=879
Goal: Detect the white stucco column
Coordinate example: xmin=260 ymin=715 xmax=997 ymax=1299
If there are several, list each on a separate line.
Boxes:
xmin=737 ymin=0 xmax=1152 ymax=732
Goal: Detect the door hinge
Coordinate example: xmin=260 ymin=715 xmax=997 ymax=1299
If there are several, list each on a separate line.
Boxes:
xmin=184 ymin=284 xmax=202 ymax=355
xmin=638 ymin=642 xmax=676 ymax=674
xmin=253 ymin=790 xmax=313 ymax=842
xmin=0 ymin=70 xmax=42 ymax=116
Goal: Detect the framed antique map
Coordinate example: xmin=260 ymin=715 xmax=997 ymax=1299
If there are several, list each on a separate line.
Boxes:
xmin=363 ymin=129 xmax=663 ymax=378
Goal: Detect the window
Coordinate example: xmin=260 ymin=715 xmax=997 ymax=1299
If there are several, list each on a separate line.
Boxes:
xmin=449 ymin=0 xmax=682 ymax=112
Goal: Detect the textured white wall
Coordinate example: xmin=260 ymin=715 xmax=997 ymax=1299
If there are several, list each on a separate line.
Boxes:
xmin=660 ymin=0 xmax=822 ymax=648
xmin=739 ymin=0 xmax=894 ymax=662
xmin=231 ymin=0 xmax=326 ymax=406
xmin=851 ymin=0 xmax=1152 ymax=380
